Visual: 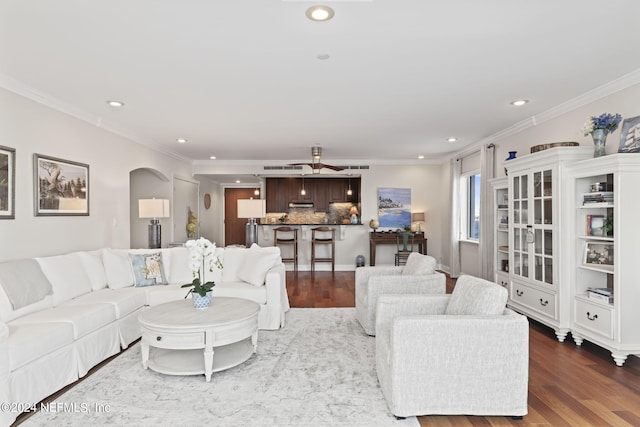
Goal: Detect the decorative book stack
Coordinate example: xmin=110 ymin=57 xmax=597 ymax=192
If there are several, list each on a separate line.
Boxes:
xmin=587 ymin=287 xmax=613 ymax=304
xmin=583 ymin=192 xmax=613 ymax=205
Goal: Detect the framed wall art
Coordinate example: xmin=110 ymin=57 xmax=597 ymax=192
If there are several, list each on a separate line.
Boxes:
xmin=0 ymin=145 xmax=16 ymax=219
xmin=618 ymin=115 xmax=640 ymax=153
xmin=34 ymin=154 xmax=89 ymax=216
xmin=377 ymin=187 xmax=411 ymax=228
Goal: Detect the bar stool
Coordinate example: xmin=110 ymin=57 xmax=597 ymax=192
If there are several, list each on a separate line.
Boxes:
xmin=273 ymin=226 xmax=298 ymax=271
xmin=311 ymin=226 xmax=335 ymax=272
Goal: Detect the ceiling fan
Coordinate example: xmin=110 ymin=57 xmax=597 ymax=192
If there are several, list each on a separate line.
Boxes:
xmin=289 ymin=146 xmax=345 ymax=173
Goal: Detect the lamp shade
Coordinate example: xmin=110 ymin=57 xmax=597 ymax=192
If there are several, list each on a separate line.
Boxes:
xmin=237 ymin=199 xmax=266 ymax=219
xmin=412 ymin=212 xmax=425 ymax=222
xmin=139 ymin=199 xmax=170 ymax=219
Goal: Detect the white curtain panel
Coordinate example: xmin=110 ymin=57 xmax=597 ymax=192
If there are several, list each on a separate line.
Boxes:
xmin=478 ymin=144 xmax=495 ymax=280
xmin=449 ymin=158 xmax=461 ymax=278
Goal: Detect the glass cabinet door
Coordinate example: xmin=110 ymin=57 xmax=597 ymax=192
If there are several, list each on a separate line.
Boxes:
xmin=511 ymin=173 xmax=529 ymax=278
xmin=511 ymin=168 xmax=554 ymax=285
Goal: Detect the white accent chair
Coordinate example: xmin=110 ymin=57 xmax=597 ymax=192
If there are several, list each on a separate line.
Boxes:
xmin=355 ymin=253 xmax=445 ymax=336
xmin=375 ymin=275 xmax=529 ymax=419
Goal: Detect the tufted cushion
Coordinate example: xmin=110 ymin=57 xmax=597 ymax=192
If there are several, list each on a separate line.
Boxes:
xmin=237 ymin=245 xmax=281 ymax=287
xmin=402 ymin=253 xmax=436 ymax=276
xmin=445 ymin=275 xmax=507 ymax=315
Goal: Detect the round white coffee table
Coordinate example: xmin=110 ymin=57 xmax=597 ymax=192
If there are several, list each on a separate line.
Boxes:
xmin=138 ymin=297 xmax=259 ymax=382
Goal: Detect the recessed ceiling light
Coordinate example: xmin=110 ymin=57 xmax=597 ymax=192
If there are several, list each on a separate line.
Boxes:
xmin=511 ymin=99 xmax=529 ymax=106
xmin=235 ymin=180 xmax=241 ymax=184
xmin=317 ymin=54 xmax=330 ymax=60
xmin=418 ymin=155 xmax=425 ymax=159
xmin=306 ymin=5 xmax=335 ymax=21
xmin=106 ymin=100 xmax=124 ymax=107
xmin=176 ymin=138 xmax=188 ymax=144
xmin=209 ymin=156 xmax=217 ymax=160
xmin=447 ymin=137 xmax=457 ymax=143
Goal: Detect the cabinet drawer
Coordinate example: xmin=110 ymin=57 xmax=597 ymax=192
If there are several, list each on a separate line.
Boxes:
xmin=510 ymin=281 xmax=556 ymax=319
xmin=574 ymin=299 xmax=613 ymax=339
xmin=142 ymin=330 xmax=205 ymax=349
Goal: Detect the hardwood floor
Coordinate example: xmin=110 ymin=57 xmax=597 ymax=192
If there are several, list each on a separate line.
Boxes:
xmin=288 ymin=271 xmax=640 ymax=427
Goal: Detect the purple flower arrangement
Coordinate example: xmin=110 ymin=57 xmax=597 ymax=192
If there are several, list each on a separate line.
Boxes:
xmin=583 ymin=113 xmax=623 ymax=136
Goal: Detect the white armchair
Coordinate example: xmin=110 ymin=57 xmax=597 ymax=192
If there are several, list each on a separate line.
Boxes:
xmin=375 ymin=275 xmax=529 ymax=419
xmin=355 ymin=253 xmax=445 ymax=335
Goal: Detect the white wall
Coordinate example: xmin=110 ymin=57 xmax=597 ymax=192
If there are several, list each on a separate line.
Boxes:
xmin=0 ymin=87 xmax=192 ymax=261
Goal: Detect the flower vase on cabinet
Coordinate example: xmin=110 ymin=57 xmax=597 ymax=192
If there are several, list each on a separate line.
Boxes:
xmin=505 ymin=151 xmax=517 ymax=175
xmin=591 ymin=129 xmax=608 ymax=158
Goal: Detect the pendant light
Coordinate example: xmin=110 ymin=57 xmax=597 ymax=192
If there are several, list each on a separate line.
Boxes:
xmin=301 ymin=175 xmax=306 ymax=196
xmin=347 ymin=178 xmax=353 ymax=196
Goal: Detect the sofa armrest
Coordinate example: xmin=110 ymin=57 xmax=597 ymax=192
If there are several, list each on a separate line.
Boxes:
xmin=264 ymin=262 xmax=288 ymax=311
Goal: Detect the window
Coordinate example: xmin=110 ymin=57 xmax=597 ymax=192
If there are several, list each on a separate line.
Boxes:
xmin=461 ymin=172 xmax=481 ymax=241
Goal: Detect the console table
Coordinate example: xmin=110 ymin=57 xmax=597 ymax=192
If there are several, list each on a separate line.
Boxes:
xmin=369 ymin=232 xmax=427 ymax=266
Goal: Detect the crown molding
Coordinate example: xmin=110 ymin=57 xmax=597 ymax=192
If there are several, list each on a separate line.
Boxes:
xmin=0 ymin=74 xmax=190 ymax=162
xmin=452 ymin=67 xmax=640 ymax=161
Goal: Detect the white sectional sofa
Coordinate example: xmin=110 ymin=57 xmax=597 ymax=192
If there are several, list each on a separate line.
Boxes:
xmin=0 ymin=244 xmax=289 ymax=427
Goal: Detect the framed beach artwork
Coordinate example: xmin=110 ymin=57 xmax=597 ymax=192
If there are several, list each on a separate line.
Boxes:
xmin=377 ymin=187 xmax=411 ymax=228
xmin=618 ymin=115 xmax=640 ymax=153
xmin=34 ymin=154 xmax=89 ymax=216
xmin=0 ymin=145 xmax=16 ymax=219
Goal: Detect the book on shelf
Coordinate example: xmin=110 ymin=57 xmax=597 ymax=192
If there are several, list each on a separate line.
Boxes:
xmin=587 ymin=291 xmax=614 ymax=304
xmin=587 ymin=287 xmax=613 ymax=296
xmin=582 ymin=192 xmax=613 ymax=205
xmin=586 ymin=287 xmax=614 ymax=303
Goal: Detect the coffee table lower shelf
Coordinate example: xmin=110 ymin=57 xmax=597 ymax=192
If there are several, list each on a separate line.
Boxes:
xmin=146 ymin=338 xmax=255 ymax=378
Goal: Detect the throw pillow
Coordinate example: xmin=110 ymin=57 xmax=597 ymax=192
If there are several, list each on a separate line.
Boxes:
xmin=36 ymin=253 xmax=93 ymax=306
xmin=221 ymin=247 xmax=246 ymax=282
xmin=445 ymin=275 xmax=508 ymax=315
xmin=236 ymin=245 xmax=281 ymax=287
xmin=78 ymin=250 xmax=108 ymax=291
xmin=102 ymin=249 xmax=135 ymax=289
xmin=402 ymin=253 xmax=436 ymax=275
xmin=129 ymin=252 xmax=168 ymax=287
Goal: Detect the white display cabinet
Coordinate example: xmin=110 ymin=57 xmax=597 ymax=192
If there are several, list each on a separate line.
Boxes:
xmin=505 ymin=147 xmax=592 ymax=342
xmin=566 ymin=154 xmax=640 ymax=366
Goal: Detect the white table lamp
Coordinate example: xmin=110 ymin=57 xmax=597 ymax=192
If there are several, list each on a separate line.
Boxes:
xmin=139 ymin=199 xmax=170 ymax=248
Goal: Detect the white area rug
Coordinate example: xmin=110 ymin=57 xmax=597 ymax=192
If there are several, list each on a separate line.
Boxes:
xmin=23 ymin=308 xmax=419 ymax=427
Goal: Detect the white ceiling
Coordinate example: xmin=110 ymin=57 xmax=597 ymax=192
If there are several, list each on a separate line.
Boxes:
xmin=2 ymin=0 xmax=640 ymax=166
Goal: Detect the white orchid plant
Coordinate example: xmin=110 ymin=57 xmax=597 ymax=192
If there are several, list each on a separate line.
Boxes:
xmin=181 ymin=237 xmax=223 ymax=297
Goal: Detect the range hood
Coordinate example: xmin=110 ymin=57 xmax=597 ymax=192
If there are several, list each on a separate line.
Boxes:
xmin=289 ymin=202 xmax=314 ymax=209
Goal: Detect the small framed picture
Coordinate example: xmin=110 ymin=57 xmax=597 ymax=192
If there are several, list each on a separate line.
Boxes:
xmin=618 ymin=115 xmax=640 ymax=153
xmin=0 ymin=145 xmax=16 ymax=219
xmin=586 ymin=214 xmax=605 ymax=236
xmin=34 ymin=154 xmax=89 ymax=216
xmin=583 ymin=241 xmax=613 ymax=269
